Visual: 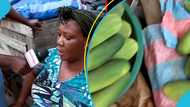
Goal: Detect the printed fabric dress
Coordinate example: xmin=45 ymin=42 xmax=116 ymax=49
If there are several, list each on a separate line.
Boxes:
xmin=31 ymin=48 xmax=93 ymax=107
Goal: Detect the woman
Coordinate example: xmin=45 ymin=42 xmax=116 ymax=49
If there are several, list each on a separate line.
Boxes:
xmin=19 ymin=7 xmax=97 ymax=107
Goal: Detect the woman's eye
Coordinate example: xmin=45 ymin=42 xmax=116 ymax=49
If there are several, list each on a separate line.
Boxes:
xmin=65 ymin=35 xmax=72 ymax=40
xmin=66 ymin=37 xmax=71 ymax=40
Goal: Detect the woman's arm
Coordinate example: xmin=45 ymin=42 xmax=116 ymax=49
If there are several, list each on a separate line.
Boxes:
xmin=13 ymin=71 xmax=36 ymax=107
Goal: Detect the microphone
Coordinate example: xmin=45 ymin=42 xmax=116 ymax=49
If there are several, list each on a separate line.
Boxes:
xmin=24 ymin=48 xmax=48 ymax=68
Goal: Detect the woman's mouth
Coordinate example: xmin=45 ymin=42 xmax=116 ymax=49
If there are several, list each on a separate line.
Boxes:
xmin=57 ymin=48 xmax=64 ymax=56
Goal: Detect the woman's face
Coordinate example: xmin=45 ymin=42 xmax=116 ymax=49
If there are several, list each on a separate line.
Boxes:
xmin=57 ymin=19 xmax=86 ymax=61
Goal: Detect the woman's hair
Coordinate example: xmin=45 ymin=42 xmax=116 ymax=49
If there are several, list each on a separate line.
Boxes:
xmin=58 ymin=7 xmax=97 ymax=38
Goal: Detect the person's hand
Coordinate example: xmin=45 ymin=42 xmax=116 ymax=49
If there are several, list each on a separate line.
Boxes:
xmin=27 ymin=19 xmax=42 ymax=31
xmin=10 ymin=56 xmax=30 ymax=75
xmin=7 ymin=8 xmax=42 ymax=31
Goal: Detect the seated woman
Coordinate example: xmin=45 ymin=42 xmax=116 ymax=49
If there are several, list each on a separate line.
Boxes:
xmin=14 ymin=7 xmax=97 ymax=107
xmin=32 ymin=7 xmax=97 ymax=107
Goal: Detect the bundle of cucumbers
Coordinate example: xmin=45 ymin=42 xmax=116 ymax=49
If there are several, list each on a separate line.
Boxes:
xmin=87 ymin=3 xmax=139 ymax=107
xmin=162 ymin=29 xmax=190 ymax=102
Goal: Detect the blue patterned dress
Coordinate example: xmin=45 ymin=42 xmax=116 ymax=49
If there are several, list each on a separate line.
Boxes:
xmin=31 ymin=48 xmax=93 ymax=107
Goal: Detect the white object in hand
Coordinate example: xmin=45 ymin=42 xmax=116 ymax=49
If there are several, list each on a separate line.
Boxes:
xmin=25 ymin=49 xmax=40 ymax=68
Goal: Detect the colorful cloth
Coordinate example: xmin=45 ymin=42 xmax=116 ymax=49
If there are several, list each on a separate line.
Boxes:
xmin=31 ymin=48 xmax=93 ymax=107
xmin=160 ymin=0 xmax=190 ymax=48
xmin=144 ymin=24 xmax=186 ymax=107
xmin=144 ymin=0 xmax=190 ymax=107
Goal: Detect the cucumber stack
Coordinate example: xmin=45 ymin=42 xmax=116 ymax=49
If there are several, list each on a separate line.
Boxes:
xmin=87 ymin=3 xmax=139 ymax=107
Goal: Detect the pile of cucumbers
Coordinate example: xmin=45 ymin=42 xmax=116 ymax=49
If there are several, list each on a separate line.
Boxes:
xmin=87 ymin=3 xmax=138 ymax=107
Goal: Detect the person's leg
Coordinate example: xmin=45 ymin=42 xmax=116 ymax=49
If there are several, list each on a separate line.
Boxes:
xmin=0 ymin=68 xmax=7 ymax=107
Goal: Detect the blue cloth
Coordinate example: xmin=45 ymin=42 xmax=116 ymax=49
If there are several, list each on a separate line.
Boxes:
xmin=31 ymin=48 xmax=93 ymax=107
xmin=0 ymin=0 xmax=11 ymax=20
xmin=0 ymin=68 xmax=7 ymax=107
xmin=13 ymin=0 xmax=84 ymax=20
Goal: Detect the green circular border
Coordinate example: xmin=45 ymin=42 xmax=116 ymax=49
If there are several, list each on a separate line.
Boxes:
xmin=119 ymin=1 xmax=144 ymax=96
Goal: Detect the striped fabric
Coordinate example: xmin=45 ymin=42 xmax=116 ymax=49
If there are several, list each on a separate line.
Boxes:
xmin=144 ymin=0 xmax=190 ymax=107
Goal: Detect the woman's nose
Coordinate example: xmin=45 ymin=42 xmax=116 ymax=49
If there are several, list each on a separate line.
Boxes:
xmin=57 ymin=35 xmax=64 ymax=46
